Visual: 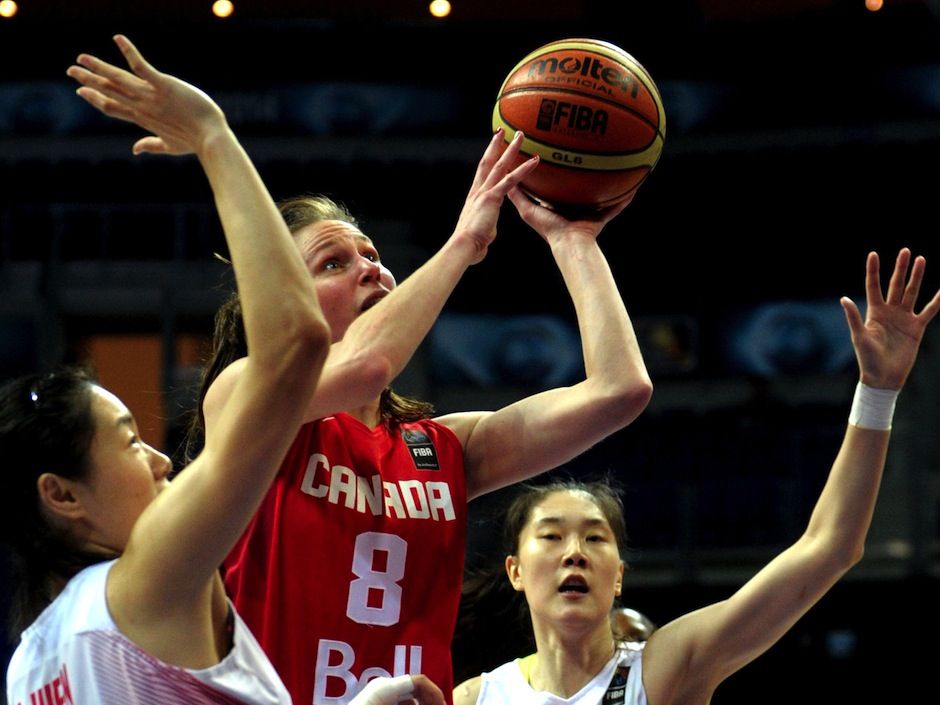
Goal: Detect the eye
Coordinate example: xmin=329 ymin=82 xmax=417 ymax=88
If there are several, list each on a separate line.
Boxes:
xmin=587 ymin=534 xmax=605 ymax=543
xmin=321 ymin=258 xmax=342 ymax=271
xmin=538 ymin=533 xmax=561 ymax=541
xmin=129 ymin=434 xmax=143 ymax=448
xmin=362 ymin=251 xmax=380 ymax=263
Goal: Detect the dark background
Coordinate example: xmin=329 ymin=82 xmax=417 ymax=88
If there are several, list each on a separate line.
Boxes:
xmin=2 ymin=2 xmax=939 ymax=703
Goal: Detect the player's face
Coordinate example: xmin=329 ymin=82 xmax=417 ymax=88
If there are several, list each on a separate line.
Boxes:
xmin=76 ymin=386 xmax=172 ymax=552
xmin=506 ymin=490 xmax=624 ymax=633
xmin=295 ymin=220 xmax=397 ymax=342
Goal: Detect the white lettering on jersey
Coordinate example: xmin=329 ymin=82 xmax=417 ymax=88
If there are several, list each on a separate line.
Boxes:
xmin=300 ymin=453 xmax=455 ymax=521
xmin=314 ymin=639 xmax=422 ymax=705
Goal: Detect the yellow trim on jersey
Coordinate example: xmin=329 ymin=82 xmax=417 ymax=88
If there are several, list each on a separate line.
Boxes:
xmin=516 ymin=653 xmax=537 ymax=684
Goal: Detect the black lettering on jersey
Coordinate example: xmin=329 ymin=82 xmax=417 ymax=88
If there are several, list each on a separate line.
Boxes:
xmin=602 ymin=666 xmax=630 ymax=705
xmin=401 ymin=428 xmax=440 ymax=470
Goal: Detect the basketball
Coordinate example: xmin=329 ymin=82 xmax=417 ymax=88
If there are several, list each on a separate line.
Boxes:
xmin=492 ymin=38 xmax=666 ymax=212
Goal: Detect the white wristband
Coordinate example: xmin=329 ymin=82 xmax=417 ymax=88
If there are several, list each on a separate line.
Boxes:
xmin=349 ymin=675 xmax=415 ymax=705
xmin=848 ymin=382 xmax=898 ymax=431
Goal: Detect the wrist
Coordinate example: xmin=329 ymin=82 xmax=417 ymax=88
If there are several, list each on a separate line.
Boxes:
xmin=848 ymin=382 xmax=898 ymax=431
xmin=446 ymin=229 xmax=489 ymax=266
xmin=196 ymin=123 xmax=237 ymax=160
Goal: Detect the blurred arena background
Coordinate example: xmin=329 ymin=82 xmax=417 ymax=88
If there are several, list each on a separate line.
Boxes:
xmin=1 ymin=2 xmax=939 ymax=703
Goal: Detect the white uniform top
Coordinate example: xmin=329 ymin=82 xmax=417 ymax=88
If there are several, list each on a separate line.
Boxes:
xmin=476 ymin=643 xmax=647 ymax=705
xmin=5 ymin=560 xmax=291 ymax=705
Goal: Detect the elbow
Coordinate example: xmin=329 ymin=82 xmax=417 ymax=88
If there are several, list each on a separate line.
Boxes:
xmin=281 ymin=307 xmax=333 ymax=374
xmin=331 ymin=347 xmax=396 ymax=403
xmin=826 ymin=546 xmax=864 ymax=582
xmin=844 ymin=543 xmax=865 ymax=571
xmin=599 ymin=374 xmax=653 ymax=428
xmin=631 ymin=376 xmax=654 ymax=412
xmin=806 ymin=533 xmax=866 ymax=576
xmin=357 ymin=353 xmax=396 ymax=401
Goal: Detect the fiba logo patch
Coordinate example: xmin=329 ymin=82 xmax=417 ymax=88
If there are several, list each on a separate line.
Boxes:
xmin=602 ymin=665 xmax=630 ymax=705
xmin=401 ymin=428 xmax=439 ymax=470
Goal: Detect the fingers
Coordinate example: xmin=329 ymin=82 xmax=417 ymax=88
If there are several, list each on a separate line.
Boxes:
xmin=72 ymin=85 xmax=141 ymax=125
xmin=410 ymin=675 xmax=446 ymax=705
xmin=66 ymin=36 xmax=159 ymax=114
xmin=474 ymin=130 xmax=534 ymax=195
xmin=841 ymin=295 xmax=864 ymax=341
xmin=470 ymin=129 xmax=509 ymax=191
xmin=864 ymin=250 xmax=884 ymax=310
xmin=69 ymin=53 xmax=146 ymax=102
xmin=918 ymin=285 xmax=940 ymax=325
xmin=495 ymin=151 xmax=539 ymax=196
xmin=878 ymin=248 xmax=938 ymax=319
xmin=506 ymin=185 xmax=541 ymax=223
xmin=113 ymin=34 xmax=159 ymax=81
xmin=133 ymin=136 xmax=170 ymax=155
xmin=884 ymin=247 xmax=911 ymax=306
xmin=901 ymin=253 xmax=925 ymax=310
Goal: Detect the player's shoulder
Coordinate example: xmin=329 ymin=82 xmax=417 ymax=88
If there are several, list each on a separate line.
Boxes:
xmin=432 ymin=410 xmax=491 ymax=447
xmin=203 ymin=357 xmax=249 ymax=421
xmin=452 ymin=674 xmax=483 ymax=705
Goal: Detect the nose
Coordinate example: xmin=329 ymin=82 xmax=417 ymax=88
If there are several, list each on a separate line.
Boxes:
xmin=562 ymin=538 xmax=588 ymax=568
xmin=358 ymin=256 xmax=382 ymax=284
xmin=146 ymin=444 xmax=172 ymax=481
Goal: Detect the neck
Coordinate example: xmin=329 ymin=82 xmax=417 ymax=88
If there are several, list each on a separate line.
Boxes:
xmin=345 ymin=397 xmax=383 ymax=428
xmin=529 ymin=620 xmax=616 ymax=698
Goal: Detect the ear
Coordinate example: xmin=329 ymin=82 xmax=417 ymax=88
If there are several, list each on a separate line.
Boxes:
xmin=37 ymin=473 xmax=87 ymax=521
xmin=505 ymin=554 xmax=525 ymax=593
xmin=614 ymin=560 xmax=625 ymax=597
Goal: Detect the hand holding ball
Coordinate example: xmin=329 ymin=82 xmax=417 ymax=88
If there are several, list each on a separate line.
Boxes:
xmin=493 ymin=38 xmax=666 ymax=212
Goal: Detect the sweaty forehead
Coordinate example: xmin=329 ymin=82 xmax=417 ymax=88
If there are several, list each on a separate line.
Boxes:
xmin=297 ymin=220 xmax=374 ymax=257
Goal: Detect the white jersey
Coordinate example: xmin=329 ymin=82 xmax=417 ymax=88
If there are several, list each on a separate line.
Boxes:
xmin=476 ymin=643 xmax=647 ymax=705
xmin=5 ymin=560 xmax=291 ymax=705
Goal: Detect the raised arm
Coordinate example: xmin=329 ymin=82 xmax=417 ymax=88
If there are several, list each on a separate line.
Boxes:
xmin=641 ymin=248 xmax=940 ymax=705
xmin=203 ymin=130 xmax=541 ymax=426
xmin=67 ymin=36 xmax=329 ymax=622
xmin=306 ymin=131 xmax=541 ymax=419
xmin=438 ymin=192 xmax=653 ymax=499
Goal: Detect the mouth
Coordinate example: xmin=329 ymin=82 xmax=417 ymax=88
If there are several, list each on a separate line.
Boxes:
xmin=558 ymin=575 xmax=589 ymax=594
xmin=361 ymin=291 xmax=388 ymax=312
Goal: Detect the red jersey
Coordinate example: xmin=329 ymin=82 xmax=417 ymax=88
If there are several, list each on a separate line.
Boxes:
xmin=223 ymin=414 xmax=467 ymax=705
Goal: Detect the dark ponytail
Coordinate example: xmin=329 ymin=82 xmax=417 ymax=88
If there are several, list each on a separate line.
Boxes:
xmin=0 ymin=368 xmax=110 ymax=638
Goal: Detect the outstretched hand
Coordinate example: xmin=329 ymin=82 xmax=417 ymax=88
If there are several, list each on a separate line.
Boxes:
xmin=842 ymin=248 xmax=940 ymax=389
xmin=452 ymin=129 xmax=540 ymax=263
xmin=66 ymin=34 xmax=228 ymax=157
xmin=507 ymin=187 xmax=633 ymax=245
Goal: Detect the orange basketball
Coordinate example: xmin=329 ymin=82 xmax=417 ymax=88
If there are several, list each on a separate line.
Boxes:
xmin=492 ymin=38 xmax=666 ymax=211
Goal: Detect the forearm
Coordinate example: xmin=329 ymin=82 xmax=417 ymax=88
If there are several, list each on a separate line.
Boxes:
xmin=333 ymin=234 xmax=480 ymax=378
xmin=550 ymin=235 xmax=651 ymax=408
xmin=803 ymin=424 xmax=890 ymax=564
xmin=197 ymin=129 xmax=325 ymax=364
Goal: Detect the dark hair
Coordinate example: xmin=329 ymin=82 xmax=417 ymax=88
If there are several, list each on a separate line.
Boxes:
xmin=182 ymin=194 xmax=433 ymax=463
xmin=455 ymin=477 xmax=631 ymax=678
xmin=0 ymin=368 xmax=112 ymax=638
xmin=503 ymin=478 xmax=629 ymax=558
